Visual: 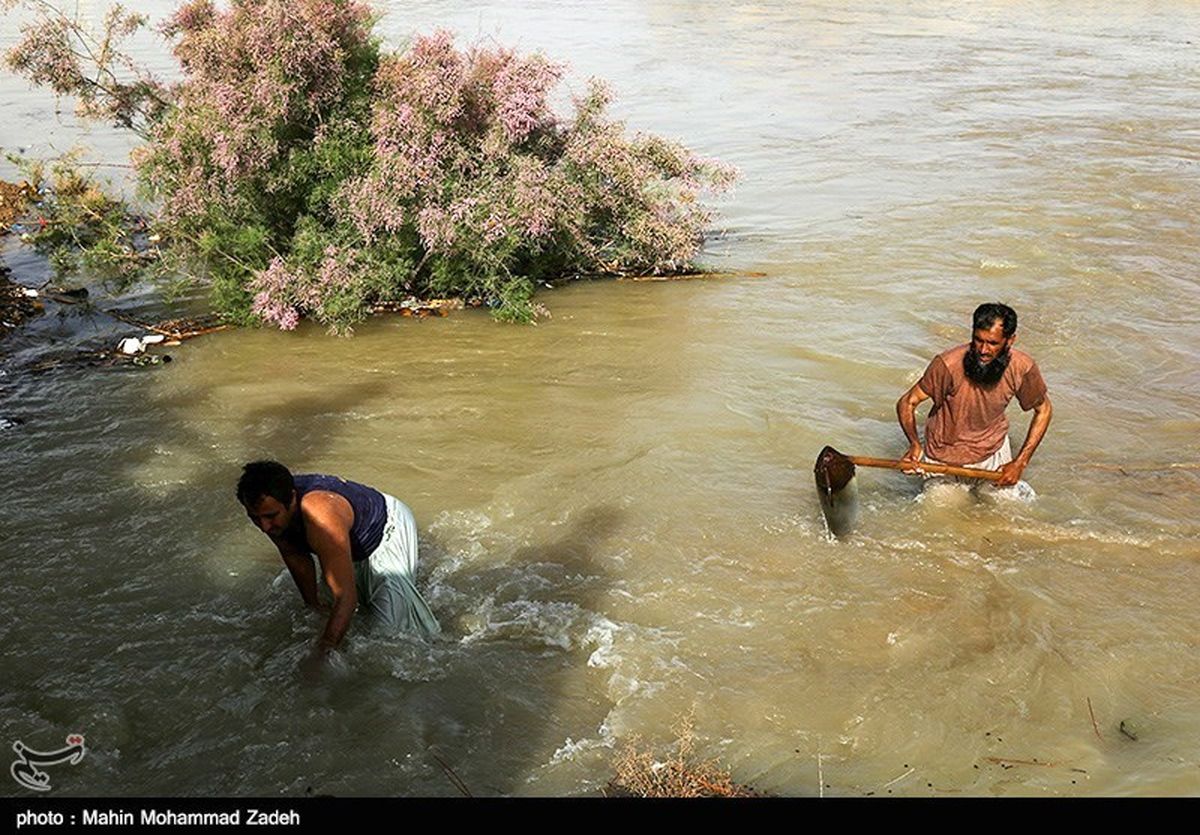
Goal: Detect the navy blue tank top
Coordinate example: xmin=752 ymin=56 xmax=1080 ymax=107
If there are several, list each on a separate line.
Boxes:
xmin=290 ymin=474 xmax=387 ymax=562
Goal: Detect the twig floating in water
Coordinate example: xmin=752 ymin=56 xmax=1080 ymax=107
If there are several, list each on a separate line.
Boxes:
xmin=105 ymin=308 xmax=229 ymax=340
xmin=984 ymin=757 xmax=1058 ymax=768
xmin=617 ymin=270 xmax=766 ymax=282
xmin=1087 ymin=697 xmax=1103 ymax=742
xmin=427 ymin=749 xmax=472 ymax=798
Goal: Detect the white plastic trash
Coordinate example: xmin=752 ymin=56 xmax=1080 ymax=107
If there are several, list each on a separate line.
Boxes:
xmin=118 ymin=337 xmax=144 ymax=355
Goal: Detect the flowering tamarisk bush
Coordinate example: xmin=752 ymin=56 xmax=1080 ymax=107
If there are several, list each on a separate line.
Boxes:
xmin=5 ymin=0 xmax=736 ymax=330
xmin=132 ymin=0 xmax=382 ymax=324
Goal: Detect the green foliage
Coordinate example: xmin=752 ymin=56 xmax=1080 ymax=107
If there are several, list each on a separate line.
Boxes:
xmin=8 ymin=152 xmax=151 ymax=285
xmin=5 ymin=0 xmax=736 ymax=332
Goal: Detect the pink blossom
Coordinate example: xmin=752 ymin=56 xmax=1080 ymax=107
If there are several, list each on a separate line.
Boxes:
xmin=161 ymin=0 xmax=216 ymax=37
xmin=251 ymin=290 xmax=300 ymax=331
xmin=417 ymin=204 xmax=455 ymax=252
xmin=492 ymin=53 xmax=562 ymax=142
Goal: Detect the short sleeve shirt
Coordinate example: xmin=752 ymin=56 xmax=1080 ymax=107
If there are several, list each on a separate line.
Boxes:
xmin=919 ymin=344 xmax=1047 ymax=465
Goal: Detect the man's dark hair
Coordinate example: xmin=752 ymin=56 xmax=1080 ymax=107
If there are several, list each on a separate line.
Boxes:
xmin=973 ymin=302 xmax=1017 ymax=337
xmin=237 ymin=460 xmax=295 ymax=506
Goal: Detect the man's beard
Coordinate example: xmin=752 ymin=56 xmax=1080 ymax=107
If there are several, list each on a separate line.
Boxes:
xmin=963 ymin=345 xmax=1011 ymax=385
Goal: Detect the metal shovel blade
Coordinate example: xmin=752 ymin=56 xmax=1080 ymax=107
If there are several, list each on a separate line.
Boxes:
xmin=814 ymin=445 xmax=859 ymax=537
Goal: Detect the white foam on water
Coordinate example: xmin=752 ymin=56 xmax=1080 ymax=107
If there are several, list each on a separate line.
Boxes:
xmin=339 ymin=634 xmax=451 ymax=682
xmin=585 ymin=618 xmax=622 ymax=669
xmin=428 ymin=508 xmax=496 ymax=538
xmin=1006 ymin=522 xmax=1157 ymax=549
xmin=914 ymin=479 xmax=973 ymax=507
xmin=978 ymin=258 xmax=1019 ymax=272
xmin=458 ymin=598 xmax=590 ymax=649
xmin=529 ymin=718 xmax=622 ymax=793
xmin=980 ymin=480 xmax=1038 ymax=503
xmin=606 ymin=672 xmax=665 ymax=703
xmin=890 ymin=539 xmax=930 ymax=552
xmin=690 ymin=608 xmax=758 ymax=628
xmin=761 ymin=511 xmax=814 ymax=536
xmin=547 ymin=733 xmax=614 ymax=766
xmin=915 ymin=478 xmax=1037 ymax=508
xmin=424 ymin=507 xmax=521 ymax=582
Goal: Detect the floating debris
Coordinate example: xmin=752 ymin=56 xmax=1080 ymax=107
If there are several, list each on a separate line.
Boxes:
xmin=26 ymin=348 xmax=172 ymax=374
xmin=116 ymin=333 xmax=167 ymax=355
xmin=617 ymin=270 xmax=767 ymax=283
xmin=0 ymin=179 xmax=36 ymax=230
xmin=43 ymin=286 xmax=89 ymax=304
xmin=370 ymin=297 xmax=465 ymax=318
xmin=0 ymin=269 xmax=44 ymax=341
xmin=105 ymin=309 xmax=229 ymax=341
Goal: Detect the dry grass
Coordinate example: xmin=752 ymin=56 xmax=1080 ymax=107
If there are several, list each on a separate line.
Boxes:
xmin=0 ymin=179 xmax=35 ymax=229
xmin=606 ymin=711 xmax=760 ymax=798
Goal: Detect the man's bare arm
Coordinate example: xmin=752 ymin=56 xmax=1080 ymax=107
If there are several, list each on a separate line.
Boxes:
xmin=997 ymin=394 xmax=1053 ymax=487
xmin=275 ymin=539 xmax=322 ymax=609
xmin=299 ymin=492 xmax=359 ymax=654
xmin=896 ymin=382 xmax=931 ymax=470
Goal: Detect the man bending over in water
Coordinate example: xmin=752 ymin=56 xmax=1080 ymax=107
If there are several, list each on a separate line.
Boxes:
xmin=237 ymin=461 xmax=440 ymax=670
xmin=896 ymin=303 xmax=1053 ymax=489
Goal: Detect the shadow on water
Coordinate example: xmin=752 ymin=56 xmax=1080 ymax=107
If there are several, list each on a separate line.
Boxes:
xmin=374 ymin=505 xmax=625 ymax=797
xmin=2 ymin=346 xmax=630 ymax=796
xmin=483 ymin=505 xmax=625 ymax=795
xmin=0 ymin=363 xmax=400 ymax=795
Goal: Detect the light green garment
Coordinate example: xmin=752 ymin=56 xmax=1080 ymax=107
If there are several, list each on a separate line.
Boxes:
xmin=353 ymin=493 xmax=441 ymax=637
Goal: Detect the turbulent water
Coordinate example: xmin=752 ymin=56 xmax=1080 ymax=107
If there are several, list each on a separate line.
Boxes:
xmin=2 ymin=0 xmax=1199 ymax=797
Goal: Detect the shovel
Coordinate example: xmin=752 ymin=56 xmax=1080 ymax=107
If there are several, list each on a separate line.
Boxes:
xmin=814 ymin=445 xmax=1004 ymax=537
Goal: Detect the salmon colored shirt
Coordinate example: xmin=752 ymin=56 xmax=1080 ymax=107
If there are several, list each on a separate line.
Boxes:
xmin=919 ymin=344 xmax=1047 ymax=465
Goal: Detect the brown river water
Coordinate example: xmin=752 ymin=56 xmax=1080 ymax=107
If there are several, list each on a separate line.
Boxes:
xmin=1 ymin=0 xmax=1198 ymax=797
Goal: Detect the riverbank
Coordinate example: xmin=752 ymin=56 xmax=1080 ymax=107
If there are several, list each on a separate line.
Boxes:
xmin=1 ymin=179 xmax=38 ymax=344
xmin=1 ymin=179 xmax=40 ymax=349
xmin=0 ymin=266 xmax=41 ymax=346
xmin=0 ymin=214 xmax=745 ymax=373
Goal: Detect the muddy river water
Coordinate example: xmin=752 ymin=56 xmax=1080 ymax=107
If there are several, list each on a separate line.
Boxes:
xmin=2 ymin=0 xmax=1198 ymax=796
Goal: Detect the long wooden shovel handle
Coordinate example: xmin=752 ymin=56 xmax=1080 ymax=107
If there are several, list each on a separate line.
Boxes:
xmin=847 ymin=455 xmax=1005 ymax=481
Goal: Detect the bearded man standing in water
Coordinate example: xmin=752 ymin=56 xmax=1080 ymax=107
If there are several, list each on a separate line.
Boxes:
xmin=237 ymin=461 xmax=440 ymax=672
xmin=896 ymin=303 xmax=1053 ymax=489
